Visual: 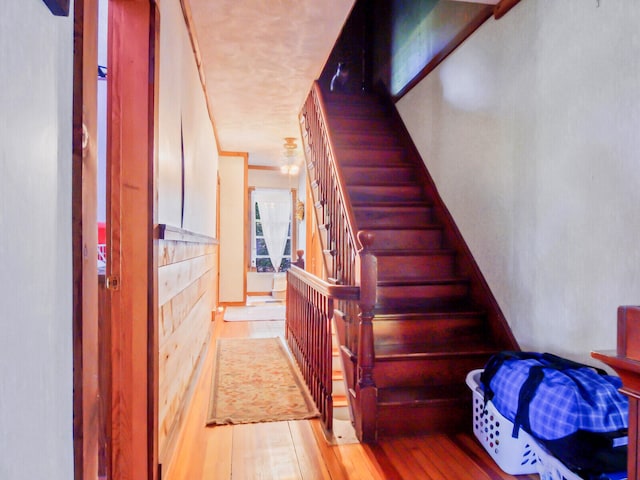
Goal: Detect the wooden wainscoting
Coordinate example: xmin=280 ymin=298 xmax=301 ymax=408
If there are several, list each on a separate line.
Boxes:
xmin=157 ymin=225 xmax=219 ymax=473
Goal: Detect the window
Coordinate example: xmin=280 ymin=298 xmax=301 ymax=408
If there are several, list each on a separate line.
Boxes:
xmin=251 ymin=189 xmax=293 ymax=273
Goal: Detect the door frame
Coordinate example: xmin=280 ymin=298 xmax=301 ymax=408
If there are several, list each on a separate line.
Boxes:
xmin=107 ymin=0 xmax=158 ymax=478
xmin=73 ymin=0 xmax=159 ymax=478
xmin=72 ymin=0 xmax=100 ymax=478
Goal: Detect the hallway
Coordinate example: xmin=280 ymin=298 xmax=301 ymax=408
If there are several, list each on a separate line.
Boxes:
xmin=165 ymin=314 xmax=537 ymax=480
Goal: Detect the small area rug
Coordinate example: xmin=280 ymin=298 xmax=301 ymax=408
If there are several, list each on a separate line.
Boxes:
xmin=223 ymin=304 xmax=285 ymax=322
xmin=206 ymin=337 xmax=318 ymax=425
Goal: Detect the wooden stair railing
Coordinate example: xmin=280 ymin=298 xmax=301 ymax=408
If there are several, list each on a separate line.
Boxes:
xmin=300 ymin=82 xmax=359 ymax=287
xmin=286 ymin=264 xmax=367 ymax=435
xmin=295 ymin=81 xmax=381 ymax=440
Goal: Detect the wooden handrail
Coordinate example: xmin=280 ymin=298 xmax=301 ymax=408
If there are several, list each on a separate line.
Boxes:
xmin=300 ymin=82 xmax=361 ymax=285
xmin=289 ymin=265 xmax=359 ymax=301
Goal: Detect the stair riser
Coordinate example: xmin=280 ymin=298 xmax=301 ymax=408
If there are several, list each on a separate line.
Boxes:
xmin=368 ymin=229 xmax=443 ymax=250
xmin=355 ymin=208 xmax=433 ymax=228
xmin=377 ymin=254 xmax=456 ymax=279
xmin=335 ymin=147 xmax=406 ymax=164
xmin=330 ymin=117 xmax=391 ymax=132
xmin=373 ymin=355 xmax=491 ymax=389
xmin=377 ymin=283 xmax=469 ymax=304
xmin=325 ymin=92 xmax=379 ymax=104
xmin=334 ymin=134 xmax=401 ymax=148
xmin=376 ymin=400 xmax=470 ymax=437
xmin=342 ymin=167 xmax=416 ymax=185
xmin=349 ymin=186 xmax=424 ymax=203
xmin=373 ymin=316 xmax=485 ymax=346
xmin=325 ymin=103 xmax=386 ymax=117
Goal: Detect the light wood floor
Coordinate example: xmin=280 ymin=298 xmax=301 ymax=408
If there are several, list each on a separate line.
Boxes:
xmin=165 ymin=317 xmax=538 ymax=480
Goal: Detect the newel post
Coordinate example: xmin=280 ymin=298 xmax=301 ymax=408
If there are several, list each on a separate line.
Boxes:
xmin=356 ymin=230 xmax=377 ymax=442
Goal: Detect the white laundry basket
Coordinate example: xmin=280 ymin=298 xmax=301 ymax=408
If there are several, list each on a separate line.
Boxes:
xmin=465 ymin=369 xmax=540 ymax=475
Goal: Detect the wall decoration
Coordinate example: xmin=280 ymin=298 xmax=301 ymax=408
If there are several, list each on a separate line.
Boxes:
xmin=43 ymin=0 xmax=70 ymax=16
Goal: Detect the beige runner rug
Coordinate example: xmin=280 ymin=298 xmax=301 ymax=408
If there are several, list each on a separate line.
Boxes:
xmin=206 ymin=337 xmax=319 ymax=425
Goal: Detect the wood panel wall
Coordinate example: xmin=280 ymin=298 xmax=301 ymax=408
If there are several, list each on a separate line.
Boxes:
xmin=157 ymin=230 xmax=219 ymax=469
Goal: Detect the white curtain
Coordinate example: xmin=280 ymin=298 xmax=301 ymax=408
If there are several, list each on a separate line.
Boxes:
xmin=253 ymin=189 xmax=291 ymax=272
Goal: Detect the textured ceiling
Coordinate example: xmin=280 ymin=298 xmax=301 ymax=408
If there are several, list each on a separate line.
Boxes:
xmin=187 ymin=0 xmax=356 ymax=165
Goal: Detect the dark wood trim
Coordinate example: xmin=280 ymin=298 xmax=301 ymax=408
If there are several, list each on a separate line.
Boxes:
xmin=392 ymin=6 xmax=493 ymax=102
xmin=108 ymin=2 xmax=154 ymax=477
xmin=158 ymin=224 xmax=219 ymax=244
xmin=148 ymin=3 xmax=160 ymax=479
xmin=494 ymin=0 xmax=521 ymax=20
xmin=617 ymin=306 xmax=640 ymax=362
xmin=592 ymin=306 xmax=640 ymax=479
xmin=72 ymin=0 xmax=84 ymax=473
xmin=220 ymin=150 xmax=249 ymax=158
xmin=72 ymin=0 xmax=100 ymax=478
xmin=246 ymin=186 xmax=255 ymax=270
xmin=43 ymin=0 xmax=70 ymax=16
xmin=244 ymin=157 xmax=249 ymax=301
xmin=291 ymin=188 xmax=298 ymax=260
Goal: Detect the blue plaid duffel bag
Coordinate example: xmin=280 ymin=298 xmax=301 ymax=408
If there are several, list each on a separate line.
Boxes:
xmin=480 ymin=351 xmax=628 ymax=479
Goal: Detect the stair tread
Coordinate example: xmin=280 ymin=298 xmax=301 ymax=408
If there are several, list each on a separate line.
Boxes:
xmin=373 ymin=309 xmax=485 ymax=320
xmin=342 ymin=164 xmax=414 ymax=170
xmin=375 ymin=342 xmax=497 ymax=360
xmin=346 ymin=179 xmax=421 ymax=189
xmin=372 ymin=248 xmax=455 ymax=256
xmin=335 ymin=143 xmax=405 ymax=152
xmin=377 ymin=276 xmax=469 ymax=286
xmin=324 ymin=91 xmax=379 ymax=101
xmin=353 ymin=200 xmax=431 ymax=208
xmin=347 ymin=180 xmax=422 ymax=190
xmin=374 ymin=301 xmax=481 ymax=315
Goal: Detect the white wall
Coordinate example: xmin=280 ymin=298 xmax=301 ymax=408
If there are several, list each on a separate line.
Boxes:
xmin=0 ymin=2 xmax=74 ymax=479
xmin=397 ymin=0 xmax=640 ymax=364
xmin=158 ymin=0 xmax=218 ymax=237
xmin=219 ymin=155 xmax=247 ymax=302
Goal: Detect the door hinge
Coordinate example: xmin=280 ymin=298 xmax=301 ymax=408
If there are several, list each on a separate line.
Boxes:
xmin=106 ymin=275 xmax=120 ymax=291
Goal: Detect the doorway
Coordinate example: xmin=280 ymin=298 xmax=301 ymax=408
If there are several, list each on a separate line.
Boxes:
xmin=73 ymin=0 xmax=158 ymax=478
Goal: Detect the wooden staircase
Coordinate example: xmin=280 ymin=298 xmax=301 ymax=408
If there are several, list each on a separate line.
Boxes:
xmin=318 ymin=89 xmax=519 ymax=439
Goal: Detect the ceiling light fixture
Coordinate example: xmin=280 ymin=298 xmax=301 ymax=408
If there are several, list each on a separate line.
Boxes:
xmin=280 ymin=137 xmax=300 ymax=176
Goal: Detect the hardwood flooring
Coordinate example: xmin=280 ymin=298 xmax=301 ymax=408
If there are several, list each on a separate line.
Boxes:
xmin=165 ymin=317 xmax=538 ymax=480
